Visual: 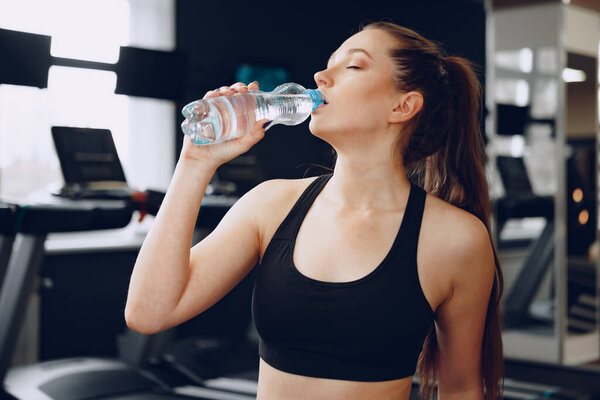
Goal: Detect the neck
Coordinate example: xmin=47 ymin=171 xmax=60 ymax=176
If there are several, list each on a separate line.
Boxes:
xmin=324 ymin=153 xmax=410 ymax=212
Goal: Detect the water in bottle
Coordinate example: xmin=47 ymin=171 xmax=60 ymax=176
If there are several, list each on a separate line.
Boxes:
xmin=181 ymin=82 xmax=325 ymax=145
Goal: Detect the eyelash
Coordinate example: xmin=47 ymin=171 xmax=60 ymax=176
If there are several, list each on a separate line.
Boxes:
xmin=346 ymin=65 xmax=360 ymax=69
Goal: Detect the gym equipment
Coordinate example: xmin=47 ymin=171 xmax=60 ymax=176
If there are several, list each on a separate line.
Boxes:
xmin=503 ymin=219 xmax=555 ymax=328
xmin=412 ymin=372 xmax=591 ymax=399
xmin=0 ymin=202 xmax=19 ymax=286
xmin=494 ymin=155 xmax=554 ymax=243
xmin=497 ymin=154 xmax=598 ymax=333
xmin=495 ymin=154 xmax=556 ymax=328
xmin=50 ymin=126 xmax=133 ymax=200
xmin=505 ymin=357 xmax=600 ymax=399
xmin=0 ymin=195 xmax=252 ymax=400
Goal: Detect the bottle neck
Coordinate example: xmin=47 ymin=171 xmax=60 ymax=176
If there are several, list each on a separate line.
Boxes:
xmin=305 ymin=89 xmax=324 ymax=111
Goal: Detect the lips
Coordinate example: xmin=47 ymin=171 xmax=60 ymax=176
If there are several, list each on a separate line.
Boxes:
xmin=312 ymin=92 xmax=328 ymax=112
xmin=314 ymin=103 xmax=327 ymax=112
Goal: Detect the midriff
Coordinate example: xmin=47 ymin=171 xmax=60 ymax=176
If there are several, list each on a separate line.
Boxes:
xmin=256 ymin=358 xmax=413 ymax=400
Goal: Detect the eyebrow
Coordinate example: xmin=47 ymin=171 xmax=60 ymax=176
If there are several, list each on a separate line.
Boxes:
xmin=327 ymin=48 xmax=374 ymax=66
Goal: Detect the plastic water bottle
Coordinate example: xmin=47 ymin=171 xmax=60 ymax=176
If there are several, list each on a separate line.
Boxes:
xmin=180 ymin=82 xmax=325 ymax=145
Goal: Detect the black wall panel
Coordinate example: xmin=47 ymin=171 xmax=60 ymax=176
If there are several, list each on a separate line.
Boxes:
xmin=39 ymin=248 xmax=255 ymax=360
xmin=175 ymin=0 xmax=486 ymax=183
xmin=0 ymin=28 xmax=51 ymax=88
xmin=39 ymin=250 xmax=137 ymax=360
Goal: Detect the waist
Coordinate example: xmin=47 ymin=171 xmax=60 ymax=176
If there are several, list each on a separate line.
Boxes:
xmin=258 ymin=339 xmax=419 ymax=382
xmin=257 ymin=358 xmax=413 ymax=400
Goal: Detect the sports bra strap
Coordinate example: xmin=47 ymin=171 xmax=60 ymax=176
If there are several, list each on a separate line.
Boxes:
xmin=397 ymin=183 xmax=427 ymax=261
xmin=272 ymin=174 xmax=333 ymax=240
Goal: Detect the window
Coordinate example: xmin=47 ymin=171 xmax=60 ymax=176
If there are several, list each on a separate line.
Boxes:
xmin=0 ymin=0 xmax=175 ymax=198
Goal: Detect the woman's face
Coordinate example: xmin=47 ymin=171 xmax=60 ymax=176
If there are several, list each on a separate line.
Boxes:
xmin=309 ymin=29 xmax=402 ymax=146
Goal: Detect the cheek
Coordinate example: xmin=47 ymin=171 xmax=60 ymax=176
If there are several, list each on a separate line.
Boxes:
xmin=346 ymin=97 xmax=389 ymax=127
xmin=352 ymin=84 xmax=391 ymax=119
xmin=341 ymin=90 xmax=386 ymax=119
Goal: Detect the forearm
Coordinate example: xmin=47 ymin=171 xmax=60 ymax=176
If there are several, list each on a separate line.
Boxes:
xmin=125 ymin=158 xmax=217 ymax=332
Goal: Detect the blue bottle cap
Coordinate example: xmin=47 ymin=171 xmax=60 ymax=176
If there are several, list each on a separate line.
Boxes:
xmin=305 ymin=89 xmax=324 ymax=111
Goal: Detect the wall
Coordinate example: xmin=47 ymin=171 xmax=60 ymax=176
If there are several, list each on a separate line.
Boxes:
xmin=175 ymin=0 xmax=486 ymax=182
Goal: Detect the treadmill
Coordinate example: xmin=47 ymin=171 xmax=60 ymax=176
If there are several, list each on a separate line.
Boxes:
xmin=0 ymin=194 xmax=254 ymax=400
xmin=0 ymin=202 xmax=19 ymax=286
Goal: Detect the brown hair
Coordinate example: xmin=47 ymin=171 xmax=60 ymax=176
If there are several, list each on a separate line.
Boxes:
xmin=358 ymin=22 xmax=505 ymax=399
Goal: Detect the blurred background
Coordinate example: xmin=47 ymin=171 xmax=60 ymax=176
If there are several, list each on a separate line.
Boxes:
xmin=2 ymin=0 xmax=600 ymax=399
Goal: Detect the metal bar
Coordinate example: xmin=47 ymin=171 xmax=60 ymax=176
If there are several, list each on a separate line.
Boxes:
xmin=0 ymin=234 xmax=46 ymax=384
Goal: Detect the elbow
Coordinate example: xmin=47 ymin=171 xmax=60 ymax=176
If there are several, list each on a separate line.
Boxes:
xmin=124 ymin=304 xmax=164 ymax=335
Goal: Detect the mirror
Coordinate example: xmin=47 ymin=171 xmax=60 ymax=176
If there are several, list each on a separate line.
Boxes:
xmin=487 ymin=1 xmax=600 ymax=366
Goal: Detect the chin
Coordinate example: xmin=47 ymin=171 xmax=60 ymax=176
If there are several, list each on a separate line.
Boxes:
xmin=308 ymin=122 xmax=347 ymax=148
xmin=308 ymin=119 xmax=332 ymax=140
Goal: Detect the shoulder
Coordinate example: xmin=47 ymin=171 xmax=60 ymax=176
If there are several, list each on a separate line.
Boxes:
xmin=426 ymin=194 xmax=491 ymax=254
xmin=244 ymin=175 xmax=321 ymax=212
xmin=226 ymin=175 xmax=319 ymax=225
xmin=241 ymin=175 xmax=323 ymax=249
xmin=423 ymin=192 xmax=491 ymax=252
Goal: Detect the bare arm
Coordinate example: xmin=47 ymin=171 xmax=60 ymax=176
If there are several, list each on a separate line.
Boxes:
xmin=125 ymin=81 xmax=270 ymax=334
xmin=435 ymin=215 xmax=496 ymax=400
xmin=124 ymin=158 xmax=215 ymax=333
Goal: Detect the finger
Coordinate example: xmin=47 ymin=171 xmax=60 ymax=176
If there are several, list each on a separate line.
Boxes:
xmin=236 ymin=118 xmax=270 ymax=149
xmin=230 ymin=82 xmax=247 ymax=94
xmin=253 ymin=118 xmax=272 ymax=136
xmin=228 ymin=86 xmax=248 ymax=95
xmin=208 ymin=86 xmax=230 ymax=98
xmin=206 ymin=86 xmax=228 ymax=97
xmin=230 ymin=82 xmax=246 ymax=89
xmin=223 ymin=85 xmax=241 ymax=96
xmin=210 ymin=86 xmax=227 ymax=96
xmin=203 ymin=90 xmax=217 ymax=98
xmin=248 ymin=81 xmax=259 ymax=91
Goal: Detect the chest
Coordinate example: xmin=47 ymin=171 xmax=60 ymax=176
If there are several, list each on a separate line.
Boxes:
xmin=258 ymin=192 xmax=451 ymax=314
xmin=292 ymin=206 xmax=405 ymax=283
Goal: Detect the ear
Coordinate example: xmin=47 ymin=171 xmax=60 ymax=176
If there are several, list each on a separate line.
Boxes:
xmin=388 ymin=91 xmax=424 ymax=124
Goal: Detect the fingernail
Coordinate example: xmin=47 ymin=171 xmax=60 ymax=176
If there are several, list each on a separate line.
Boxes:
xmin=262 ymin=120 xmax=272 ymax=129
xmin=251 ymin=81 xmax=258 ymax=85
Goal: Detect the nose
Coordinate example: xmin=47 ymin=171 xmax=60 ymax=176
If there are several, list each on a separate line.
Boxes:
xmin=314 ymin=69 xmax=329 ymax=88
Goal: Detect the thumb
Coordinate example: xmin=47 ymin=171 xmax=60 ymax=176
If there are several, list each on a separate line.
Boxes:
xmin=247 ymin=118 xmax=272 ymax=142
xmin=232 ymin=119 xmax=271 ymax=151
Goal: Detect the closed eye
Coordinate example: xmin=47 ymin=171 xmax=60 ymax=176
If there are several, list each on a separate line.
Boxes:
xmin=346 ymin=65 xmax=360 ymax=69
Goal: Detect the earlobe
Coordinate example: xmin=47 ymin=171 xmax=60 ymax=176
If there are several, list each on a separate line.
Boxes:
xmin=388 ymin=92 xmax=424 ymax=124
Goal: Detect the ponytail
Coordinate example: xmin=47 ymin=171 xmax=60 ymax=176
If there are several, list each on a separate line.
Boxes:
xmin=361 ymin=22 xmax=505 ymax=400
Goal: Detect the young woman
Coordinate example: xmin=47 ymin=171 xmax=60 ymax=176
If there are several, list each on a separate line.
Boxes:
xmin=125 ymin=22 xmax=504 ymax=400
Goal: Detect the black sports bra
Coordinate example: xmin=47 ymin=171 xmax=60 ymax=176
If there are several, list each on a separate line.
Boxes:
xmin=251 ymin=174 xmax=434 ymax=381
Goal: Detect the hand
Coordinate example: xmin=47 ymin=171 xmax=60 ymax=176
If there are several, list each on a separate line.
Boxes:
xmin=180 ymin=81 xmax=270 ymax=168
